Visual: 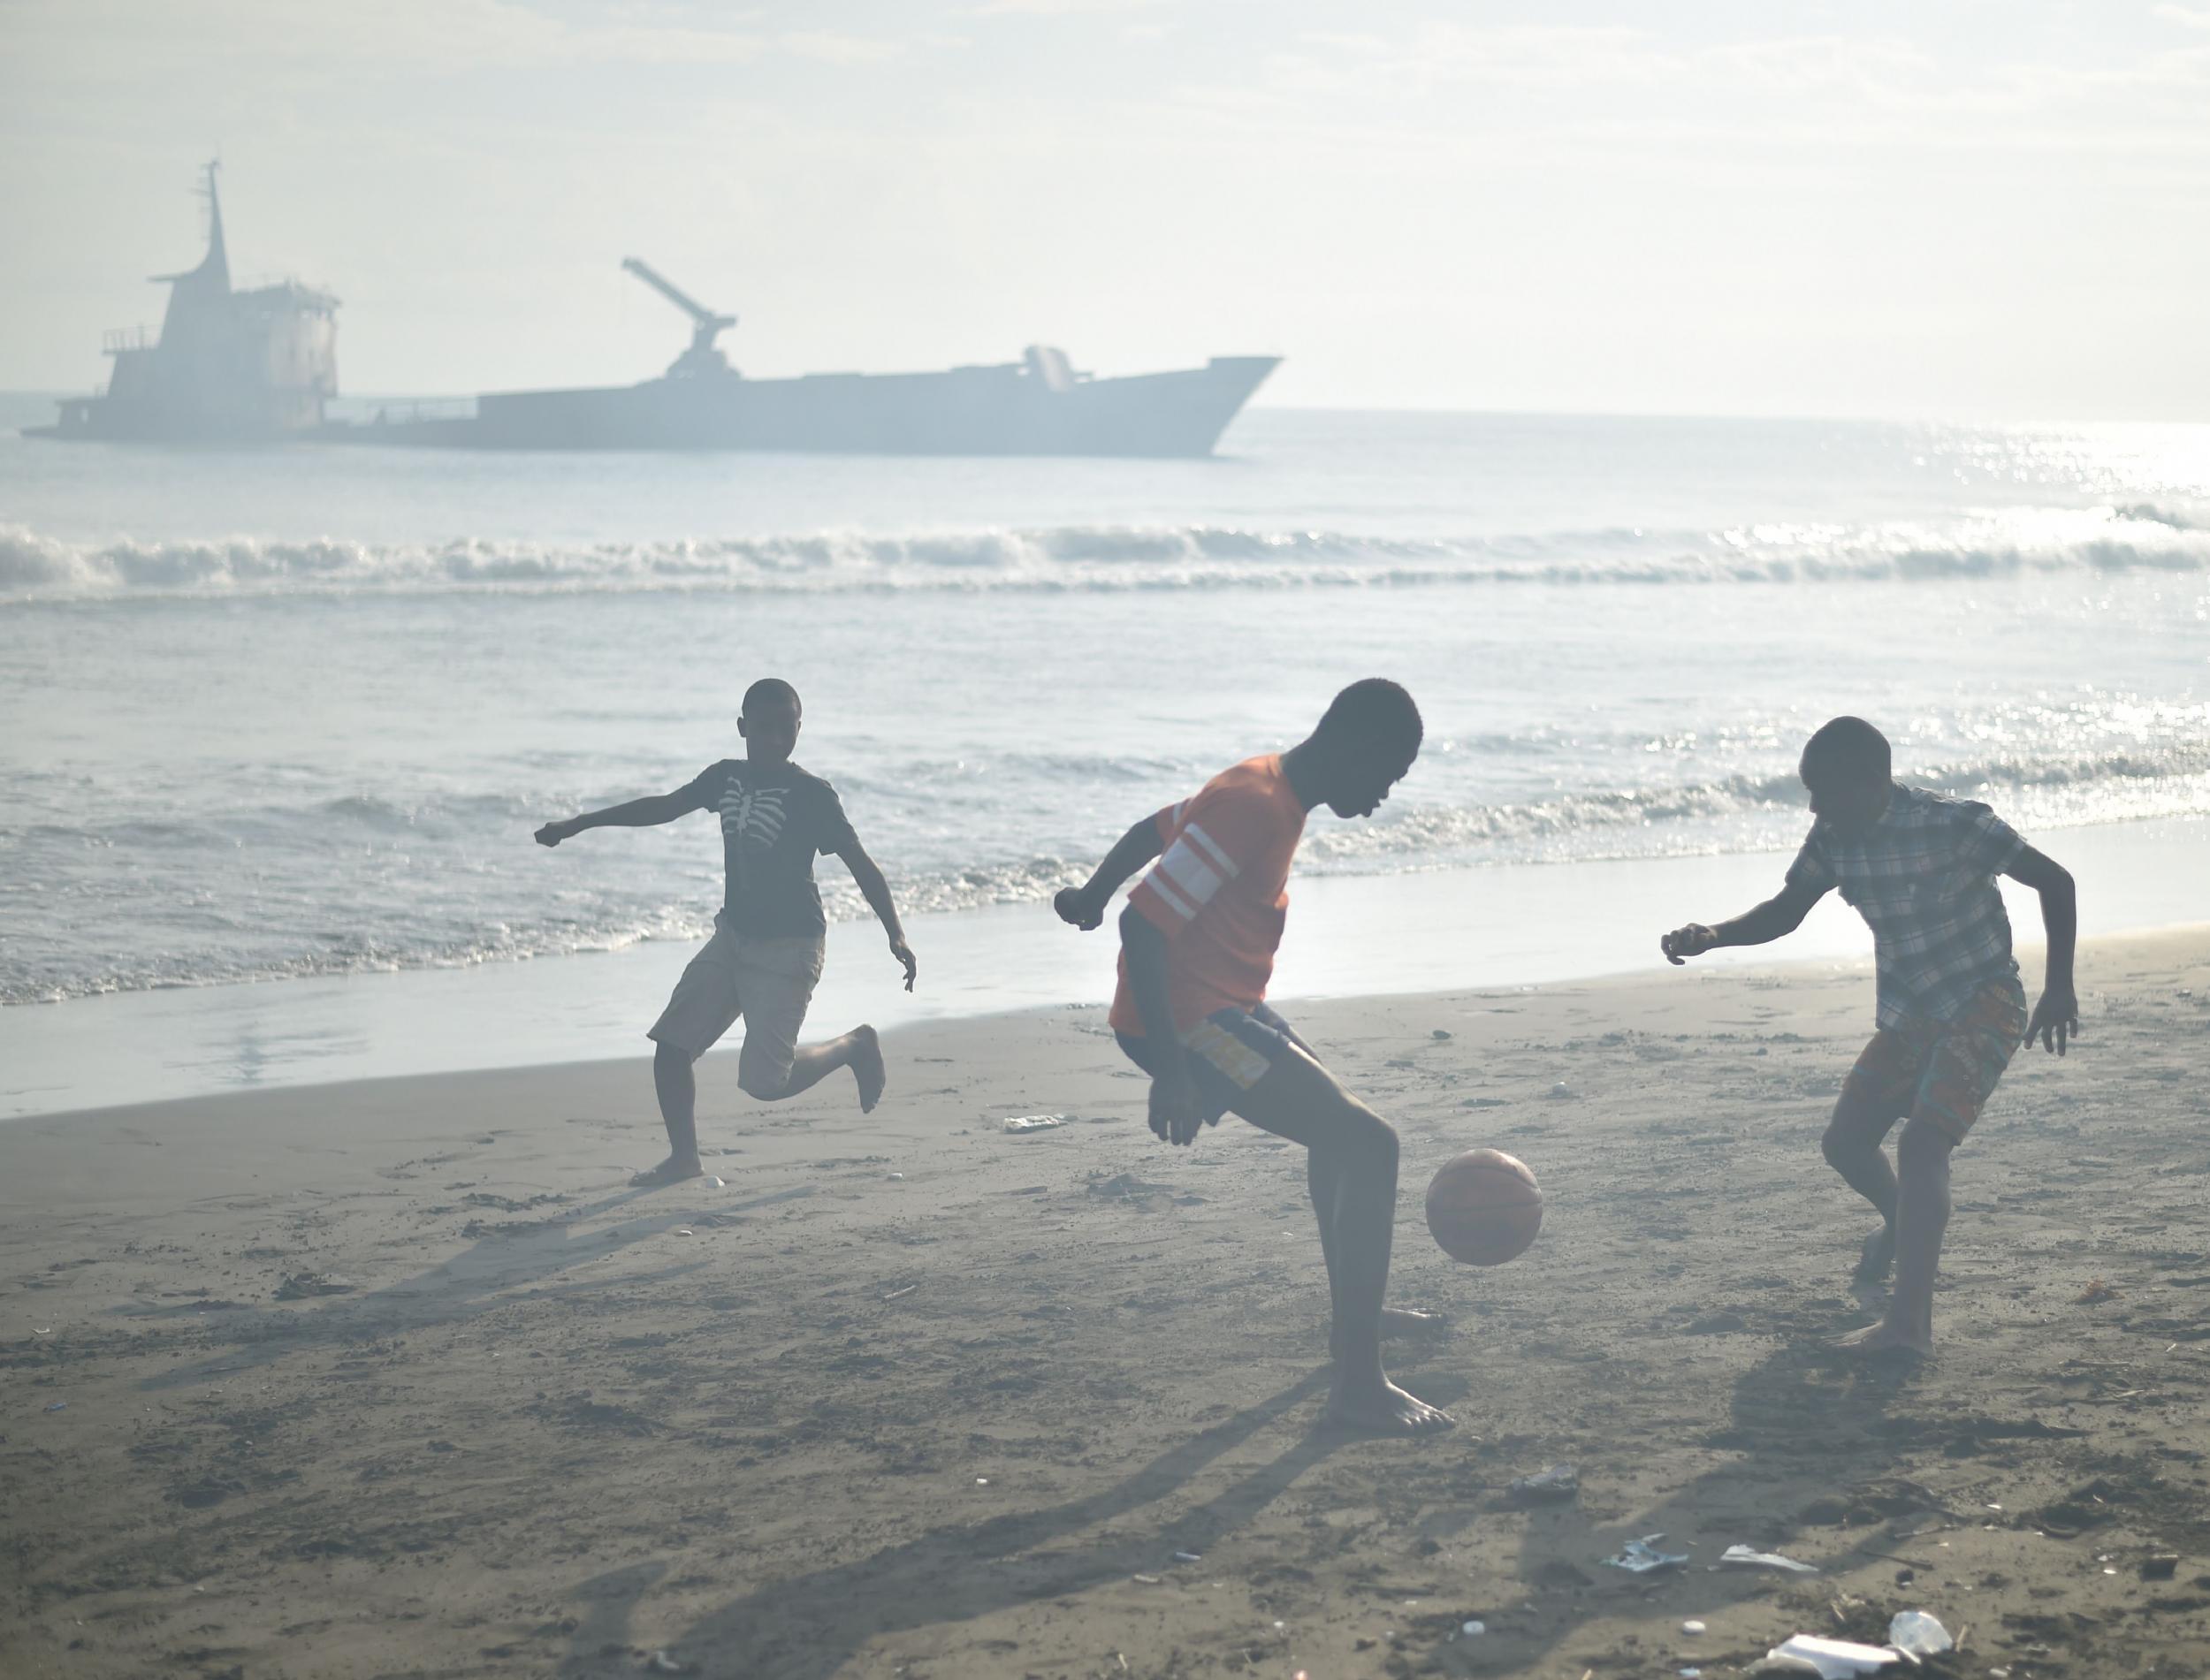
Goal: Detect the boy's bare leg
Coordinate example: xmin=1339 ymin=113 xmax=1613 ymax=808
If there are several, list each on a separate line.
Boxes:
xmin=1312 ymin=1148 xmax=1444 ymax=1358
xmin=1821 ymin=1086 xmax=1904 ymax=1286
xmin=1274 ymin=1024 xmax=1441 ymax=1356
xmin=635 ymin=1042 xmax=706 ymax=1186
xmin=744 ymin=1025 xmax=885 ymax=1112
xmin=1833 ymin=1118 xmax=1948 ymax=1357
xmin=1230 ymin=1049 xmax=1452 ymax=1434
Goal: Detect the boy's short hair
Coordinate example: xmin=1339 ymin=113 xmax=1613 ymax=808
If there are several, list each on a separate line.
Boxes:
xmin=743 ymin=677 xmax=801 ymax=718
xmin=1319 ymin=678 xmax=1423 ymax=759
xmin=1801 ymin=716 xmax=1891 ymax=785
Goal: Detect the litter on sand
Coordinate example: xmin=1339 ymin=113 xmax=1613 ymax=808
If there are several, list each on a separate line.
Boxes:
xmin=1721 ymin=1543 xmax=1820 ymax=1574
xmin=1757 ymin=1635 xmax=1898 ymax=1677
xmin=1681 ymin=1620 xmax=1708 ymax=1635
xmin=1604 ymin=1534 xmax=1689 ymax=1573
xmin=1887 ymin=1611 xmax=1952 ymax=1657
xmin=43 ymin=1401 xmax=66 ymax=1412
xmin=1172 ymin=1551 xmax=1202 ymax=1563
xmin=1459 ymin=1620 xmax=1486 ymax=1637
xmin=1505 ymin=1463 xmax=1580 ymax=1505
xmin=1002 ymin=1114 xmax=1067 ymax=1133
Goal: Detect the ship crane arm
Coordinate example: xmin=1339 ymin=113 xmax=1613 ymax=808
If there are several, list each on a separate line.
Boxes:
xmin=621 ymin=257 xmax=736 ymax=377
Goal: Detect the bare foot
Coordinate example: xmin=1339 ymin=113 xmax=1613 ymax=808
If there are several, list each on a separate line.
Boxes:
xmin=1829 ymin=1319 xmax=1932 ymax=1360
xmin=1851 ymin=1222 xmax=1896 ymax=1289
xmin=851 ymin=1025 xmax=886 ymax=1114
xmin=1327 ymin=1372 xmax=1454 ymax=1435
xmin=630 ymin=1154 xmax=704 ymax=1189
xmin=1331 ymin=1308 xmax=1448 ymax=1362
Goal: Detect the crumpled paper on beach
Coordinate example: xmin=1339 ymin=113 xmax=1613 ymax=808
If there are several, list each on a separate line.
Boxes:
xmin=1602 ymin=1533 xmax=1688 ymax=1572
xmin=1757 ymin=1634 xmax=1899 ymax=1677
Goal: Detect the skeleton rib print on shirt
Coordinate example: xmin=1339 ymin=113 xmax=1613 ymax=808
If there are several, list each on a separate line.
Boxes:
xmin=678 ymin=759 xmax=858 ymax=939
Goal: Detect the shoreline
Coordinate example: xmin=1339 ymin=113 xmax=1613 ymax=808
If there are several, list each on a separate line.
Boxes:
xmin=4 ymin=814 xmax=2205 ymax=1120
xmin=4 ymin=928 xmax=2206 ymax=1678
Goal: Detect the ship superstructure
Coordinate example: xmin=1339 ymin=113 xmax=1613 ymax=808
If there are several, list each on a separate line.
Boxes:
xmin=32 ymin=164 xmax=338 ymax=443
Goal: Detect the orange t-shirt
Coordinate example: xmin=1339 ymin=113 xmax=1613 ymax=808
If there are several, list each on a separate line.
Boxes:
xmin=1109 ymin=755 xmax=1307 ymax=1037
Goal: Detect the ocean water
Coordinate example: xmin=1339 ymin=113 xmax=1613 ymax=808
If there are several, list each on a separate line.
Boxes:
xmin=3 ymin=410 xmax=2206 ymax=1011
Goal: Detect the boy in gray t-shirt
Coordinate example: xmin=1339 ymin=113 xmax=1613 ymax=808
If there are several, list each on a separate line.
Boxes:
xmin=537 ymin=678 xmax=917 ymax=1186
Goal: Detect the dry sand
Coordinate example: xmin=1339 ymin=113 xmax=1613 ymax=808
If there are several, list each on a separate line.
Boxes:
xmin=4 ymin=930 xmax=2208 ymax=1679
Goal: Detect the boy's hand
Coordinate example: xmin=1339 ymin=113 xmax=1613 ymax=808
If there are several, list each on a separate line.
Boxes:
xmin=1661 ymin=923 xmax=1718 ymax=964
xmin=1147 ymin=1056 xmax=1208 ymax=1147
xmin=2027 ymin=983 xmax=2080 ymax=1055
xmin=1054 ymin=886 xmax=1104 ymax=931
xmin=535 ymin=819 xmax=575 ymax=848
xmin=889 ymin=936 xmax=918 ymax=992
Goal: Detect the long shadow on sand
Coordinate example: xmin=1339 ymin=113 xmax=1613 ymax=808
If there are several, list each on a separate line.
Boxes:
xmin=560 ymin=1371 xmax=1344 ymax=1680
xmin=1494 ymin=1340 xmax=1938 ymax=1666
xmin=126 ymin=1182 xmax=796 ymax=1392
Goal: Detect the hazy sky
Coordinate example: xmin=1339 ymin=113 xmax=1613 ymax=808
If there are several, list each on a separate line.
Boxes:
xmin=3 ymin=1 xmax=2206 ymax=417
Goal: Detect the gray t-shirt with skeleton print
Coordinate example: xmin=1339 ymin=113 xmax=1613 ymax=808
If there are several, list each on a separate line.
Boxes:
xmin=679 ymin=759 xmax=857 ymax=938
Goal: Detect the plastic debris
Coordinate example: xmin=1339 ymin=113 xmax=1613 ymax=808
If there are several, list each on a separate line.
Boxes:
xmin=974 ymin=1477 xmax=989 ymax=1486
xmin=1722 ymin=1543 xmax=1820 ymax=1574
xmin=1887 ymin=1611 xmax=1953 ymax=1657
xmin=1682 ymin=1620 xmax=1708 ymax=1635
xmin=674 ymin=1228 xmax=694 ymax=1237
xmin=1132 ymin=1573 xmax=1162 ymax=1585
xmin=1548 ymin=1081 xmax=1574 ymax=1098
xmin=1432 ymin=1029 xmax=1452 ymax=1040
xmin=888 ymin=1172 xmax=904 ymax=1181
xmin=2142 ymin=1554 xmax=2181 ymax=1580
xmin=43 ymin=1401 xmax=66 ymax=1412
xmin=641 ymin=1653 xmax=695 ymax=1676
xmin=1002 ymin=1114 xmax=1067 ymax=1133
xmin=1604 ymin=1534 xmax=1689 ymax=1572
xmin=1460 ymin=1620 xmax=1486 ymax=1637
xmin=701 ymin=1175 xmax=725 ymax=1189
xmin=1505 ymin=1463 xmax=1580 ymax=1505
xmin=1758 ymin=1635 xmax=1894 ymax=1677
xmin=1172 ymin=1551 xmax=1202 ymax=1563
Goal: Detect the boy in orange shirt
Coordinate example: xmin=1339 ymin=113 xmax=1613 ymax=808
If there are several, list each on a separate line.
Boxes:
xmin=1055 ymin=680 xmax=1450 ymax=1434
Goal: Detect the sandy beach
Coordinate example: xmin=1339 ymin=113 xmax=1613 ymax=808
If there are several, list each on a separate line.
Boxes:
xmin=5 ymin=928 xmax=2209 ymax=1679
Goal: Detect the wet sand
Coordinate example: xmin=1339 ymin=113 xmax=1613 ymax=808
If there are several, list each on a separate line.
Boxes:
xmin=4 ymin=929 xmax=2208 ymax=1678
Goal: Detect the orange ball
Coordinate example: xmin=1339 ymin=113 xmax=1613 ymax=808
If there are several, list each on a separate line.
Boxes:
xmin=1425 ymin=1147 xmax=1543 ymax=1266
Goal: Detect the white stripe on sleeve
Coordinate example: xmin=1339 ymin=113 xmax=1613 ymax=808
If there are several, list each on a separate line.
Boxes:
xmin=1181 ymin=821 xmax=1240 ymax=880
xmin=1143 ymin=866 xmax=1200 ymax=921
xmin=1156 ymin=836 xmax=1227 ymax=908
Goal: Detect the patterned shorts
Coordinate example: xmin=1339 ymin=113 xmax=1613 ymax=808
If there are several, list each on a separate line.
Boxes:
xmin=1116 ymin=1002 xmax=1304 ymax=1125
xmin=1838 ymin=974 xmax=2029 ymax=1148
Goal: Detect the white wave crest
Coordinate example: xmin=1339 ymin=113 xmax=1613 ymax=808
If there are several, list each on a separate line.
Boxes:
xmin=5 ymin=503 xmax=2207 ymax=602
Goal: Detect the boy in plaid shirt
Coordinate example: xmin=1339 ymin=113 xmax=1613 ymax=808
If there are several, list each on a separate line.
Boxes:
xmin=1660 ymin=717 xmax=2078 ymax=1357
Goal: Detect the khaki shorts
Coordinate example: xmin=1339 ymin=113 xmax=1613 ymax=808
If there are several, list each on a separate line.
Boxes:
xmin=1836 ymin=974 xmax=2029 ymax=1149
xmin=649 ymin=916 xmax=826 ymax=1092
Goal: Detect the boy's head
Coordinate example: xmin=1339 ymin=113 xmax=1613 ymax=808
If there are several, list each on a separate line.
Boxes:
xmin=1307 ymin=678 xmax=1423 ymax=818
xmin=740 ymin=678 xmax=803 ymax=764
xmin=1800 ymin=715 xmax=1892 ymax=833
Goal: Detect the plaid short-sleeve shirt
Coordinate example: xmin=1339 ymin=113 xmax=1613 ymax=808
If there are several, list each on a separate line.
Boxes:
xmin=1786 ymin=784 xmax=2028 ymax=1028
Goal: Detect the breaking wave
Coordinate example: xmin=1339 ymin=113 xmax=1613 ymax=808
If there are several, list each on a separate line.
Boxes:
xmin=6 ymin=503 xmax=2209 ymax=601
xmin=8 ymin=740 xmax=2203 ymax=1005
